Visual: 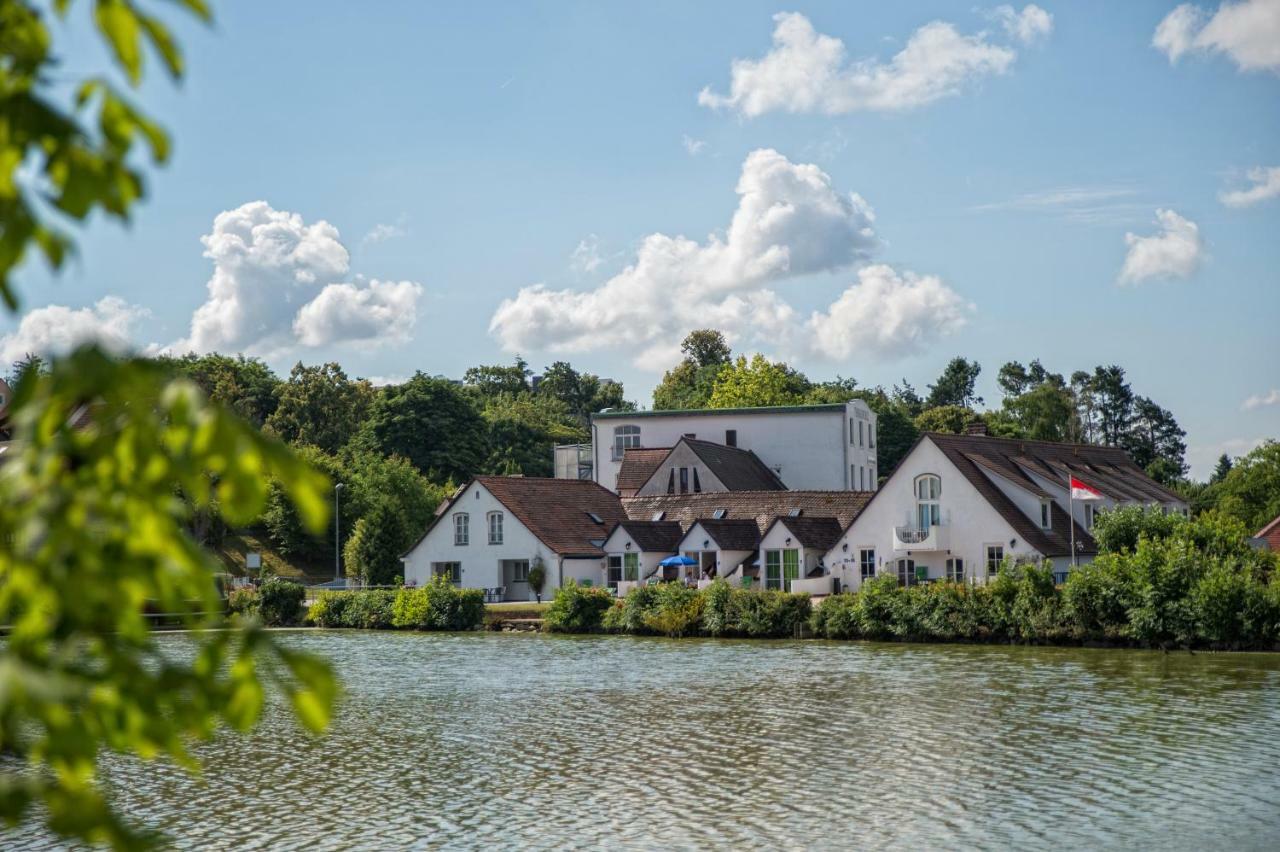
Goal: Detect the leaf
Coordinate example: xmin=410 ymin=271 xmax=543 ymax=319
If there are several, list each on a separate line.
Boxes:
xmin=137 ymin=13 xmax=183 ymax=79
xmin=94 ymin=0 xmax=144 ymax=85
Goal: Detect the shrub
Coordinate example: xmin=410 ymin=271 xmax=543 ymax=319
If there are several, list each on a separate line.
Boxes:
xmin=227 ymin=586 xmax=259 ymax=618
xmin=639 ymin=583 xmax=703 ymax=637
xmin=391 ymin=576 xmax=484 ymax=631
xmin=257 ymin=578 xmax=305 ymax=626
xmin=307 ymin=591 xmax=350 ymax=627
xmin=811 ymin=594 xmax=859 ymax=639
xmin=701 ymin=579 xmax=735 ymax=636
xmin=308 ymin=590 xmax=397 ymax=629
xmin=854 ymin=575 xmax=901 ymax=639
xmin=604 ymin=584 xmax=660 ymax=634
xmin=543 ymin=581 xmax=614 ymax=633
xmin=1062 ymin=554 xmax=1133 ymax=641
xmin=731 ymin=589 xmax=810 ymax=637
xmin=1092 ymin=505 xmax=1186 ymax=554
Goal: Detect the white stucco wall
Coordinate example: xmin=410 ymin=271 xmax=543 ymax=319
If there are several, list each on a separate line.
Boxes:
xmin=601 ymin=526 xmax=670 ymax=581
xmin=758 ymin=521 xmax=824 ymax=580
xmin=401 ymin=480 xmax=590 ymax=601
xmin=677 ymin=522 xmax=753 ymax=579
xmin=592 ymin=400 xmax=877 ymax=494
xmin=634 ymin=442 xmax=729 ymax=497
xmin=823 ymin=437 xmax=1041 ymax=590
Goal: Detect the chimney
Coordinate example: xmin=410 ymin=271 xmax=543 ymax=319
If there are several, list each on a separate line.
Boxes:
xmin=966 ymin=419 xmax=988 ymax=436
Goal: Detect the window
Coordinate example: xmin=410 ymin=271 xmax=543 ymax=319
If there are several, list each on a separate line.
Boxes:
xmin=623 ymin=552 xmax=639 ymax=582
xmin=434 ymin=562 xmax=462 ymax=584
xmin=915 ymin=475 xmax=941 ymax=529
xmin=985 ymin=545 xmax=1004 ymax=579
xmin=511 ymin=560 xmax=530 ymax=582
xmin=453 ymin=513 xmax=469 ymax=546
xmin=612 ymin=425 xmax=641 ymax=460
xmin=859 ymin=548 xmax=876 ymax=582
xmin=651 ymin=510 xmax=665 ymax=522
xmin=712 ymin=508 xmax=727 ymax=519
xmin=849 ymin=418 xmax=855 ymax=444
xmin=850 ymin=465 xmax=857 ymax=488
xmin=725 ymin=429 xmax=737 ymax=447
xmin=783 ymin=549 xmax=799 ymax=591
xmin=859 ymin=420 xmax=865 ymax=447
xmin=1039 ymin=500 xmax=1053 ymax=530
xmin=666 ymin=469 xmax=675 ymax=494
xmin=1084 ymin=503 xmax=1095 ymax=529
xmin=587 ymin=512 xmax=604 ymax=525
xmin=693 ymin=468 xmax=702 ymax=493
xmin=946 ymin=557 xmax=965 ymax=583
xmin=487 ymin=511 xmax=503 ymax=545
xmin=679 ymin=467 xmax=689 ymax=494
xmin=868 ymin=424 xmax=875 ymax=449
xmin=896 ymin=558 xmax=916 ymax=587
xmin=767 ymin=549 xmax=800 ymax=591
xmin=607 ymin=556 xmax=622 ymax=590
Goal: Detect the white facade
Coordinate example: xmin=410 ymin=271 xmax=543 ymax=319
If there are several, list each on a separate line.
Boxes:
xmin=601 ymin=525 xmax=670 ymax=591
xmin=758 ymin=520 xmax=830 ymax=592
xmin=634 ymin=442 xmax=731 ymax=497
xmin=677 ymin=522 xmax=754 ymax=584
xmin=589 ymin=400 xmax=877 ymax=494
xmin=401 ymin=480 xmax=603 ymax=601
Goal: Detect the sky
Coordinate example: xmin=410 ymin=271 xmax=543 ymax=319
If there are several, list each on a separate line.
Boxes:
xmin=3 ymin=0 xmax=1278 ymax=478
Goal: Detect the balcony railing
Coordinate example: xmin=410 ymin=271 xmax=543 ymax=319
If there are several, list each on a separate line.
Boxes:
xmin=895 ymin=527 xmax=932 ymax=544
xmin=893 ymin=524 xmax=948 ymax=551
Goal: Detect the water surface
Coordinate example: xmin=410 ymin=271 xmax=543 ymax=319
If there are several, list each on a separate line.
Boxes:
xmin=11 ymin=632 xmax=1280 ymax=850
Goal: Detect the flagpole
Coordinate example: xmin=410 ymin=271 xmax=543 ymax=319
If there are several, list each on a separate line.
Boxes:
xmin=1069 ymin=474 xmax=1077 ymax=570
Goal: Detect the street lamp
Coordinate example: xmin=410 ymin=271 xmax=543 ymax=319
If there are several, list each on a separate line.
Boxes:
xmin=334 ymin=483 xmax=345 ymax=584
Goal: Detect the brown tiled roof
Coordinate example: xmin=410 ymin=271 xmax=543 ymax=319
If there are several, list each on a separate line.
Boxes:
xmin=686 ymin=518 xmax=762 ymax=550
xmin=1256 ymin=514 xmax=1280 ymax=552
xmin=610 ymin=520 xmax=683 ymax=553
xmin=408 ymin=476 xmax=627 ymax=558
xmin=767 ymin=516 xmax=843 ymax=551
xmin=925 ymin=432 xmax=1185 ymax=557
xmin=683 ymin=438 xmax=787 ymax=491
xmin=616 ymin=447 xmax=671 ymax=492
xmin=624 ymin=491 xmax=872 ymax=538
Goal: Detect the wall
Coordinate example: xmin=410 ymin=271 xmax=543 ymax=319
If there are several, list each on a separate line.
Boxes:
xmin=757 ymin=522 xmax=824 ymax=582
xmin=678 ymin=522 xmax=755 ymax=580
xmin=402 ymin=481 xmax=562 ymax=602
xmin=823 ymin=437 xmax=1040 ymax=590
xmin=601 ymin=526 xmax=669 ymax=582
xmin=634 ymin=442 xmax=729 ymax=497
xmin=592 ymin=400 xmax=877 ymax=494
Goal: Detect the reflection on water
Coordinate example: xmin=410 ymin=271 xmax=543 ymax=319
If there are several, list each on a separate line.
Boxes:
xmin=9 ymin=632 xmax=1280 ymax=850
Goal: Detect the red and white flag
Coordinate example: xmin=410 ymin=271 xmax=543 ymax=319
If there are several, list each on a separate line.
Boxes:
xmin=1070 ymin=476 xmax=1103 ymax=501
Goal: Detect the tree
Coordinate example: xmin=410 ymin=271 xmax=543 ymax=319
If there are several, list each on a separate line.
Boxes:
xmin=163 ymin=353 xmax=283 ymax=428
xmin=355 ymin=373 xmax=487 ymax=483
xmin=707 ymin=354 xmax=810 ymax=409
xmin=1214 ymin=441 xmax=1280 ymax=532
xmin=1089 ymin=365 xmax=1134 ymax=447
xmin=849 ymin=388 xmax=919 ymax=478
xmin=804 ymin=376 xmax=859 ymax=404
xmin=343 ymin=503 xmax=409 ymax=586
xmin=1122 ymin=396 xmax=1187 ymax=484
xmin=653 ymin=329 xmax=733 ymax=411
xmin=1211 ymin=453 xmax=1233 ymax=484
xmin=463 ymin=357 xmax=531 ymax=398
xmin=926 ymin=357 xmax=983 ymax=409
xmin=1001 ymin=380 xmax=1078 ymax=442
xmin=266 ymin=362 xmax=372 ymax=453
xmin=6 ymin=353 xmax=45 ymax=387
xmin=996 ymin=359 xmax=1050 ymax=398
xmin=481 ymin=392 xmax=582 ymax=476
xmin=0 ymin=348 xmax=335 ymax=848
xmin=891 ymin=379 xmax=925 ymax=418
xmin=538 ymin=360 xmax=631 ymax=424
xmin=914 ymin=405 xmax=979 ymax=435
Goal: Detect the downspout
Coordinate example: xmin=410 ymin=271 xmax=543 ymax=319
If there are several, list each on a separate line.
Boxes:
xmin=842 ymin=406 xmax=850 ymax=490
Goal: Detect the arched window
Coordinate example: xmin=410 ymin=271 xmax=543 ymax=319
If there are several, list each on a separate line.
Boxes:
xmin=453 ymin=512 xmax=469 ymax=546
xmin=915 ymin=474 xmax=941 ymax=529
xmin=612 ymin=425 xmax=641 ymax=460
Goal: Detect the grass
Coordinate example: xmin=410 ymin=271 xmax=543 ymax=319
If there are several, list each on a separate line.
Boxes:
xmin=212 ymin=528 xmax=333 ymax=584
xmin=484 ymin=601 xmax=550 ymax=626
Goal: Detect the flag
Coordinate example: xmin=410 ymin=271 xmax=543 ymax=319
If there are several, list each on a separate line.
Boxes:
xmin=1070 ymin=476 xmax=1103 ymax=501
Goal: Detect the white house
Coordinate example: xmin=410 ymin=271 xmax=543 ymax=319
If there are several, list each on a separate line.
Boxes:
xmin=567 ymin=400 xmax=879 ymax=495
xmin=758 ymin=516 xmax=844 ymax=595
xmin=600 ymin=520 xmax=682 ymax=593
xmin=401 ymin=476 xmax=627 ymax=601
xmin=823 ymin=429 xmax=1189 ymax=590
xmin=676 ymin=518 xmax=761 ymax=585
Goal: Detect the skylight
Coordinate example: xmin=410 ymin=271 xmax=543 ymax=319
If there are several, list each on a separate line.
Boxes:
xmin=587 ymin=512 xmax=604 ymax=524
xmin=788 ymin=508 xmax=803 ymax=517
xmin=712 ymin=508 xmax=727 ymax=519
xmin=651 ymin=511 xmax=665 ymax=521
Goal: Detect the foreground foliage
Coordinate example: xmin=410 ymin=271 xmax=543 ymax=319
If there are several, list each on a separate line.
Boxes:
xmin=0 ymin=348 xmax=337 ymax=849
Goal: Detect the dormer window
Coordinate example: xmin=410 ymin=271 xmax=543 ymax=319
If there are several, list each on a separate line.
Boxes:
xmin=1039 ymin=500 xmax=1052 ymax=530
xmin=612 ymin=425 xmax=641 ymax=461
xmin=915 ymin=475 xmax=941 ymax=529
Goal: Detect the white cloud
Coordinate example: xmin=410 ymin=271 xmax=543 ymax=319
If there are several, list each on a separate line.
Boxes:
xmin=697 ymin=10 xmax=1030 ymax=116
xmin=0 ymin=297 xmax=150 ymax=365
xmin=806 ymin=265 xmax=973 ymax=361
xmin=1118 ymin=209 xmax=1203 ymax=285
xmin=490 ymin=148 xmax=969 ymax=369
xmin=292 ymin=279 xmax=422 ymax=347
xmin=1188 ymin=435 xmax=1269 ymax=479
xmin=682 ymin=135 xmax=707 ymax=156
xmin=570 ymin=234 xmax=604 ymax=274
xmin=971 ymin=185 xmax=1148 ymax=225
xmin=1153 ymin=0 xmax=1280 ymax=71
xmin=172 ymin=201 xmax=423 ymax=355
xmin=1219 ymin=165 xmax=1280 ymax=207
xmin=361 ymin=222 xmax=407 ymax=245
xmin=1242 ymin=389 xmax=1280 ymax=410
xmin=988 ymin=4 xmax=1054 ymax=44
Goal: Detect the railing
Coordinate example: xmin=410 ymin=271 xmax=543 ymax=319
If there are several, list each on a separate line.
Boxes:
xmin=894 ymin=526 xmax=932 ymax=544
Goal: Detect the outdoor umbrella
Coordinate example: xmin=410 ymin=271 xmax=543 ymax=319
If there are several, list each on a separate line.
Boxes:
xmin=659 ymin=555 xmax=697 ymax=567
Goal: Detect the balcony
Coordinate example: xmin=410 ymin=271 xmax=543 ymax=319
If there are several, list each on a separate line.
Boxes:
xmin=893 ymin=523 xmax=948 ymax=552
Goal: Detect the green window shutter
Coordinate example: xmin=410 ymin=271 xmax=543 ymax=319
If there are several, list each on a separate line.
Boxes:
xmin=623 ymin=553 xmax=639 ymax=581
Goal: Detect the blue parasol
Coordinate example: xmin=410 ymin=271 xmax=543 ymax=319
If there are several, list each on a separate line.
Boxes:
xmin=659 ymin=555 xmax=697 ymax=567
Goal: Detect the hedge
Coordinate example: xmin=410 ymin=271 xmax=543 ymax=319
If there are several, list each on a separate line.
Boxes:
xmin=304 ymin=580 xmax=484 ymax=632
xmin=226 ymin=578 xmax=306 ymax=627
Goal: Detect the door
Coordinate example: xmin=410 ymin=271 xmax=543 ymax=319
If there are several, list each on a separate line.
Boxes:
xmin=607 ymin=556 xmax=623 ymax=592
xmin=765 ymin=550 xmax=781 ymax=590
xmin=782 ymin=549 xmax=800 ymax=592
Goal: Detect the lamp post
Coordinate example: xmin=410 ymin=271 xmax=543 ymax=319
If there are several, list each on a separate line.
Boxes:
xmin=334 ymin=483 xmax=345 ymax=584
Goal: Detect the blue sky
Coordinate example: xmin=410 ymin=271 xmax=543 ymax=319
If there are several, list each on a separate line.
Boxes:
xmin=5 ymin=0 xmax=1278 ymax=477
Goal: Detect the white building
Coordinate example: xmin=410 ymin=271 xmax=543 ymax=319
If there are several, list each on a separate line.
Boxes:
xmin=822 ymin=429 xmax=1189 ymax=590
xmin=567 ymin=400 xmax=878 ymax=494
xmin=401 ymin=476 xmax=627 ymax=601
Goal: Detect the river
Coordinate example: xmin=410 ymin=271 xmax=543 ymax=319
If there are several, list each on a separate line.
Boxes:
xmin=10 ymin=631 xmax=1280 ymax=850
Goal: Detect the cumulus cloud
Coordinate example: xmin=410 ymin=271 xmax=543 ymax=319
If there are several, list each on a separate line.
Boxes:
xmin=1242 ymin=389 xmax=1280 ymax=410
xmin=697 ymin=10 xmax=1040 ymax=116
xmin=806 ymin=265 xmax=973 ymax=361
xmin=173 ymin=201 xmax=423 ymax=355
xmin=0 ymin=297 xmax=150 ymax=365
xmin=292 ymin=279 xmax=422 ymax=347
xmin=1153 ymin=0 xmax=1280 ymax=71
xmin=1118 ymin=209 xmax=1203 ymax=285
xmin=682 ymin=135 xmax=707 ymax=156
xmin=569 ymin=235 xmax=604 ymax=274
xmin=988 ymin=4 xmax=1054 ymax=44
xmin=1219 ymin=165 xmax=1280 ymax=207
xmin=361 ymin=222 xmax=407 ymax=245
xmin=490 ymin=149 xmax=969 ymax=368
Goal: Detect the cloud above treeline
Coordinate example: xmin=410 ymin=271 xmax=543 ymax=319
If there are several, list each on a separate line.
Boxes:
xmin=489 ymin=148 xmax=972 ymax=369
xmin=1153 ymin=0 xmax=1280 ymax=72
xmin=0 ymin=297 xmax=150 ymax=366
xmin=1118 ymin=209 xmax=1204 ymax=285
xmin=697 ymin=6 xmax=1051 ymax=117
xmin=1219 ymin=166 xmax=1280 ymax=208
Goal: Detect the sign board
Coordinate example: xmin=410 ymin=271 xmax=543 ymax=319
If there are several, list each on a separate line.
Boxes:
xmin=246 ymin=552 xmax=262 ymax=570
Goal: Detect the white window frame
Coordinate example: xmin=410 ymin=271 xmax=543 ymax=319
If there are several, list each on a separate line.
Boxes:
xmin=487 ymin=511 xmax=504 ymax=545
xmin=915 ymin=474 xmax=941 ymax=529
xmin=859 ymin=548 xmax=876 ymax=582
xmin=453 ymin=513 xmax=469 ymax=546
xmin=511 ymin=559 xmax=530 ymax=582
xmin=896 ymin=558 xmax=916 ymax=587
xmin=946 ymin=557 xmax=965 ymax=583
xmin=985 ymin=544 xmax=1004 ymax=579
xmin=1084 ymin=503 xmax=1095 ymax=529
xmin=612 ymin=425 xmax=641 ymax=461
xmin=1039 ymin=500 xmax=1052 ymax=530
xmin=434 ymin=561 xmax=462 ymax=584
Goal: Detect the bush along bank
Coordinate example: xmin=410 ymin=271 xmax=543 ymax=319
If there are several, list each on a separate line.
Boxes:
xmin=227 ymin=577 xmax=307 ymax=627
xmin=306 ymin=577 xmax=485 ymax=631
xmin=812 ymin=511 xmax=1280 ymax=651
xmin=543 ymin=579 xmax=812 ymax=638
